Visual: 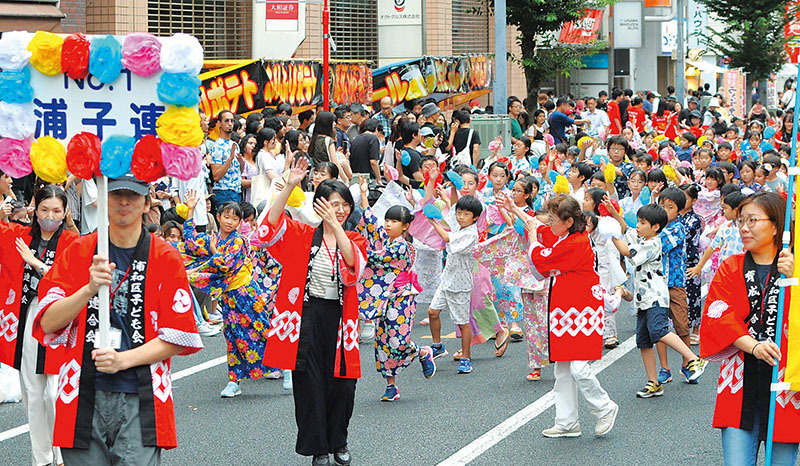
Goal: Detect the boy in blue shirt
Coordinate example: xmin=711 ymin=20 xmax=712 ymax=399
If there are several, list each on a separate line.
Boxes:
xmin=656 ymin=187 xmax=708 ymax=384
xmin=674 ymin=133 xmax=696 ymax=163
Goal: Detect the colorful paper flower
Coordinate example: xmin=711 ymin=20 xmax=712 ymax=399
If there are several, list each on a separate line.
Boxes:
xmin=0 ymin=138 xmax=33 ymax=178
xmin=156 ymin=106 xmax=203 ymax=147
xmin=89 ymin=35 xmax=123 ymax=84
xmin=131 ymin=134 xmax=166 ymax=182
xmin=61 ymin=33 xmax=91 ymax=80
xmin=157 ymin=72 xmax=202 ymax=107
xmin=66 ymin=132 xmax=102 ymax=179
xmin=0 ymin=68 xmax=33 ymax=104
xmin=100 ymin=135 xmax=136 ymax=178
xmin=30 ymin=136 xmax=67 ymax=183
xmin=0 ymin=31 xmax=33 ymax=71
xmin=121 ymin=33 xmax=162 ymax=77
xmin=0 ymin=102 xmax=36 ymax=140
xmin=160 ymin=142 xmax=202 ymax=180
xmin=159 ymin=33 xmax=204 ymax=75
xmin=27 ymin=31 xmax=63 ymax=76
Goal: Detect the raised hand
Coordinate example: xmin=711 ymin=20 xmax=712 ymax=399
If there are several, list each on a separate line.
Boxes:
xmin=359 ymin=174 xmax=369 ymax=195
xmin=286 ymin=156 xmax=310 ymax=187
xmin=185 ymin=189 xmax=200 ymax=212
xmin=313 ymin=197 xmax=340 ymax=227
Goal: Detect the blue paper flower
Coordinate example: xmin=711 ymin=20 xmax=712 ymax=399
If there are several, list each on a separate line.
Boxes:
xmin=422 ymin=203 xmax=442 ymax=220
xmin=446 ymin=169 xmax=464 ymax=191
xmin=0 ymin=67 xmax=33 ymax=104
xmin=416 ymin=188 xmax=426 ymax=199
xmin=529 ymin=156 xmax=539 ymax=168
xmin=639 ymin=186 xmax=651 ymax=205
xmin=401 ymin=150 xmax=411 ymax=166
xmin=89 ymin=35 xmax=123 ymax=84
xmin=100 ymin=135 xmax=135 ymax=178
xmin=157 ymin=72 xmax=202 ymax=107
xmin=513 ymin=217 xmax=526 ymax=236
xmin=763 ymin=126 xmax=776 ymax=139
xmin=549 ymin=170 xmax=558 ymax=183
xmin=624 ymin=210 xmax=638 ymax=228
xmin=761 ymin=142 xmax=774 ymax=153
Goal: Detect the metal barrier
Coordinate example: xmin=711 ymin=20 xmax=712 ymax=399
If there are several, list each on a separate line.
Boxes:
xmin=470 ymin=114 xmax=513 ymax=163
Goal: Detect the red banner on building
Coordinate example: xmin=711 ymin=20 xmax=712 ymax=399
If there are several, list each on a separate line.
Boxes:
xmin=266 ymin=0 xmax=298 ymax=20
xmin=559 ymin=9 xmax=604 ymax=45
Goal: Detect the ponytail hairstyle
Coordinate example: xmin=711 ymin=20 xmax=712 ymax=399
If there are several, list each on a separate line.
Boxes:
xmin=384 ymin=205 xmax=415 ymax=241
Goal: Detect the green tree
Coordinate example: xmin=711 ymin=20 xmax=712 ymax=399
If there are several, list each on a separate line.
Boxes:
xmin=696 ymin=0 xmax=792 ymax=104
xmin=480 ymin=0 xmax=607 ymax=113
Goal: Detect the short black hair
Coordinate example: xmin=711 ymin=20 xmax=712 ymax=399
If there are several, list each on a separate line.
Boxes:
xmin=718 ymin=142 xmax=732 ymax=150
xmin=573 ymin=162 xmax=593 ymax=183
xmin=400 ymin=121 xmax=420 ymax=145
xmin=606 ymin=134 xmax=629 ymax=151
xmin=362 ymin=118 xmax=381 ymax=133
xmin=612 ymin=88 xmax=623 ymax=99
xmin=681 ymin=132 xmax=697 ymax=144
xmin=647 ymin=168 xmax=667 ymax=185
xmin=723 ymin=191 xmax=746 ymax=209
xmin=454 ymin=109 xmax=471 ymax=124
xmin=659 ymin=186 xmax=686 ymax=211
xmin=705 ymin=166 xmax=726 ymax=188
xmin=718 ymin=161 xmax=737 ymax=177
xmin=276 ymin=102 xmax=293 ymax=116
xmin=350 ymin=103 xmax=367 ymax=116
xmin=261 ymin=107 xmax=277 ymax=118
xmin=628 ymin=168 xmax=647 ymax=182
xmin=385 ymin=205 xmax=414 ymax=224
xmin=633 ymin=152 xmax=653 ymax=166
xmin=453 ymin=165 xmax=478 ymax=184
xmin=218 ymin=202 xmax=243 ymax=219
xmin=262 ymin=116 xmax=282 ymax=133
xmin=637 ymin=204 xmax=668 ymax=233
xmin=455 ymin=194 xmax=483 ymax=218
xmin=298 ymin=109 xmax=314 ymax=124
xmin=314 ymin=179 xmax=355 ymax=212
xmin=334 ymin=105 xmax=350 ymax=120
xmin=679 ymin=183 xmax=699 ymax=200
xmin=720 ymin=183 xmax=740 ymax=198
xmin=240 ymin=202 xmax=256 ymax=220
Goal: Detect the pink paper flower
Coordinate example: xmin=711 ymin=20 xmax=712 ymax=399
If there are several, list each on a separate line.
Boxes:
xmin=161 ymin=142 xmax=202 ymax=180
xmin=121 ymin=33 xmax=162 ymax=77
xmin=0 ymin=138 xmax=33 ymax=178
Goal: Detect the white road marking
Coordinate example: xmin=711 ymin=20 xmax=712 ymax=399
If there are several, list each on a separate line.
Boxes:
xmin=0 ymin=356 xmax=226 ymax=443
xmin=437 ymin=336 xmax=637 ymax=466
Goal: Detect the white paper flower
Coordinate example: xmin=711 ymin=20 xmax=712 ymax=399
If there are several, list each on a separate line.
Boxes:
xmin=159 ymin=34 xmax=204 ymax=75
xmin=0 ymin=102 xmax=36 ymax=140
xmin=0 ymin=31 xmax=34 ymax=70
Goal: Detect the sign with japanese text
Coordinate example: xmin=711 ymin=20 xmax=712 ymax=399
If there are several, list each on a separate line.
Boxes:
xmin=725 ymin=69 xmax=746 ymax=118
xmin=378 ymin=0 xmax=423 ymax=26
xmin=266 ymin=0 xmax=298 ymax=20
xmin=559 ymin=9 xmax=604 ymax=45
xmin=29 ymin=68 xmax=165 ymax=142
xmin=786 ymin=0 xmax=800 ymax=64
xmin=613 ymin=2 xmax=643 ymax=49
xmin=199 ymin=59 xmax=372 ymax=118
xmin=371 ymin=55 xmax=491 ymax=107
xmin=687 ymin=0 xmax=708 ymax=50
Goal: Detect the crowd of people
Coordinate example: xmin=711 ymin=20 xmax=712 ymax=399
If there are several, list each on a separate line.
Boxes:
xmin=1 ymin=81 xmax=799 ymax=465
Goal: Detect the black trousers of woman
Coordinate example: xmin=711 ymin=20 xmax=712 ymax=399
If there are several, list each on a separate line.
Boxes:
xmin=293 ymin=297 xmax=357 ymax=457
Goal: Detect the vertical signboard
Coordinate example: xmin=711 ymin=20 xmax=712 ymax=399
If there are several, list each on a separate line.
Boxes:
xmin=687 ymin=0 xmax=708 ymax=50
xmin=613 ymin=2 xmax=643 ymax=49
xmin=378 ymin=0 xmax=424 ymax=67
xmin=725 ymin=70 xmax=746 ymax=118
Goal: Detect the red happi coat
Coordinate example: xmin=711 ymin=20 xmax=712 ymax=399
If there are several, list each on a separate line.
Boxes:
xmin=258 ymin=210 xmax=367 ymax=379
xmin=700 ymin=254 xmax=800 ymax=443
xmin=32 ymin=233 xmax=203 ymax=449
xmin=528 ymin=225 xmax=604 ymax=361
xmin=0 ymin=222 xmax=77 ymax=374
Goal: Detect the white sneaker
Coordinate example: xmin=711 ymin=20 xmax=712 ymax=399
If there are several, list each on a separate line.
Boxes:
xmin=197 ymin=321 xmax=221 ymax=337
xmin=264 ymin=370 xmax=282 ymax=380
xmin=359 ymin=320 xmax=375 ymax=343
xmin=207 ymin=311 xmax=223 ymax=324
xmin=220 ymin=381 xmax=241 ymax=398
xmin=595 ymin=401 xmax=619 ymax=436
xmin=542 ymin=423 xmax=581 ymax=438
xmin=283 ymin=370 xmax=292 ymax=391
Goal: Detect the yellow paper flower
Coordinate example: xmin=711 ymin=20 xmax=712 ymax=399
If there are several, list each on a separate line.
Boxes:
xmin=30 ymin=136 xmax=67 ymax=183
xmin=578 ymin=136 xmax=592 ymax=150
xmin=663 ymin=165 xmax=677 ymax=181
xmin=286 ymin=186 xmax=306 ymax=208
xmin=697 ymin=136 xmax=707 ymax=147
xmin=553 ymin=175 xmax=569 ymax=194
xmin=604 ymin=163 xmax=617 ymax=184
xmin=27 ymin=31 xmax=64 ymax=76
xmin=156 ymin=106 xmax=203 ymax=147
xmin=674 ymin=135 xmax=681 ymax=145
xmin=176 ymin=203 xmax=189 ymax=219
xmin=654 ymin=134 xmax=665 ymax=142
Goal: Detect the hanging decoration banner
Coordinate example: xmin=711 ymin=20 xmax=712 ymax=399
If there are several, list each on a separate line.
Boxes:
xmin=724 ymin=69 xmax=746 ymax=119
xmin=371 ymin=55 xmax=491 ymax=107
xmin=199 ymin=59 xmax=372 ymax=118
xmin=786 ymin=0 xmax=800 ymax=64
xmin=559 ymin=9 xmax=604 ymax=45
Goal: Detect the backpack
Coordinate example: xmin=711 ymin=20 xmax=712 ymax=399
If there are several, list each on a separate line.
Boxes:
xmin=452 ymin=129 xmax=474 ymax=166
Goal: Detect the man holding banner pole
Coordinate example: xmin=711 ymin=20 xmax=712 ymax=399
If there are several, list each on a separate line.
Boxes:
xmin=32 ymin=174 xmax=203 ymax=465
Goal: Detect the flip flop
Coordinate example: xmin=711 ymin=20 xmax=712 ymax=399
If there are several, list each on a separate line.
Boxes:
xmin=527 ymin=370 xmax=541 ymax=381
xmin=509 ymin=329 xmax=524 ymax=342
xmin=452 ymin=349 xmax=463 ymax=361
xmin=494 ymin=328 xmax=510 ymax=357
xmin=419 ymin=317 xmax=430 ymax=326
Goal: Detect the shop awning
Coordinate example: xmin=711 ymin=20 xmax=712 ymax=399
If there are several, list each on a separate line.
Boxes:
xmin=686 ymin=59 xmax=728 ymax=75
xmin=0 ymin=2 xmax=65 ymax=32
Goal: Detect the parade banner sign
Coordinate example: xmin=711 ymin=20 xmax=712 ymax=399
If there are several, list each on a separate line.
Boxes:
xmin=371 ymin=55 xmax=491 ymax=107
xmin=724 ymin=70 xmax=746 ymax=118
xmin=786 ymin=0 xmax=800 ymax=64
xmin=199 ymin=59 xmax=372 ymax=118
xmin=559 ymin=9 xmax=604 ymax=45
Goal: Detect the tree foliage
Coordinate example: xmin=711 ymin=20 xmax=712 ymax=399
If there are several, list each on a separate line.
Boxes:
xmin=696 ymin=0 xmax=792 ymax=93
xmin=481 ymin=0 xmax=608 ymax=112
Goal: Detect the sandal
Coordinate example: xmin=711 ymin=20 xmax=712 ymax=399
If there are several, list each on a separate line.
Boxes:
xmin=527 ymin=370 xmax=541 ymax=381
xmin=419 ymin=317 xmax=430 ymax=326
xmin=494 ymin=328 xmax=510 ymax=357
xmin=452 ymin=349 xmax=463 ymax=361
xmin=509 ymin=328 xmax=524 ymax=342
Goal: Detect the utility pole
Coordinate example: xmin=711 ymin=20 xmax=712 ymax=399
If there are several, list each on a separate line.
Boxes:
xmin=493 ymin=0 xmax=507 ymax=114
xmin=322 ymin=0 xmax=330 ymax=111
xmin=676 ymin=0 xmax=685 ymax=104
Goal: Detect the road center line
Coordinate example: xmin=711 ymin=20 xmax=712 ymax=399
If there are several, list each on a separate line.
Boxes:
xmin=0 ymin=355 xmax=227 ymax=443
xmin=437 ymin=335 xmax=637 ymax=466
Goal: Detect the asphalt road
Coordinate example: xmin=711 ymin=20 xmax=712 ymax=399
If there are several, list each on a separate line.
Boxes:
xmin=0 ymin=306 xmax=735 ymax=465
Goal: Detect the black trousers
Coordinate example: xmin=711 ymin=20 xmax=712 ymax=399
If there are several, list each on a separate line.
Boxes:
xmin=293 ymin=297 xmax=357 ymax=457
